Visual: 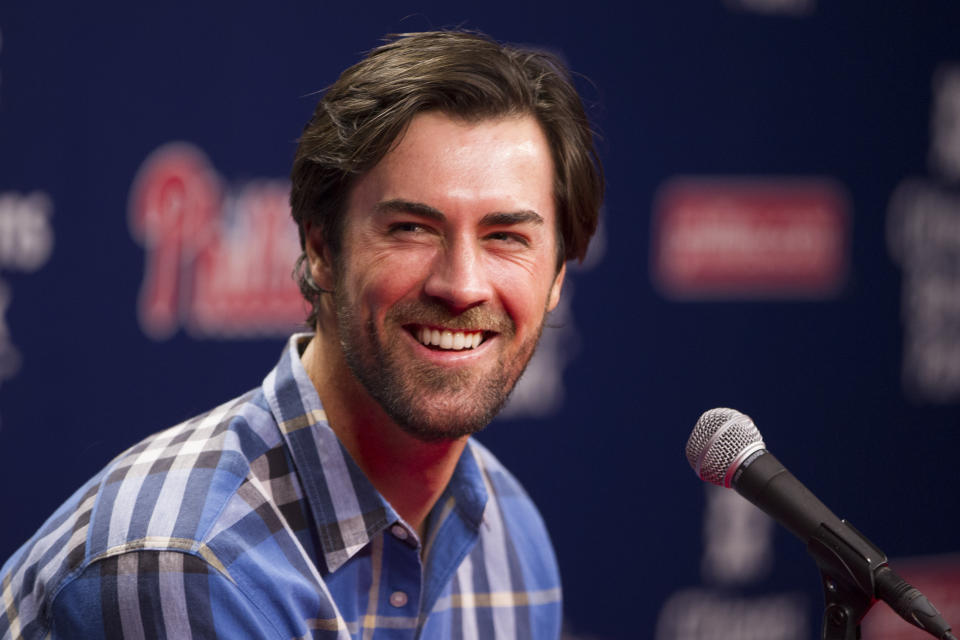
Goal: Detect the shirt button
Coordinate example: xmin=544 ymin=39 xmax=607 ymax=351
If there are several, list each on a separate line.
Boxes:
xmin=390 ymin=524 xmax=408 ymax=541
xmin=389 ymin=591 xmax=408 ymax=608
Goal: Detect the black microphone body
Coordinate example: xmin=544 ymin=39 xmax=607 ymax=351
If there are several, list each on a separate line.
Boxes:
xmin=733 ymin=448 xmax=846 ymax=544
xmin=734 ymin=449 xmax=887 ymax=621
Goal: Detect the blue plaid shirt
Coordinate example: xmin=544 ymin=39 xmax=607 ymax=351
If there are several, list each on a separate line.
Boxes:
xmin=1 ymin=335 xmax=561 ymax=639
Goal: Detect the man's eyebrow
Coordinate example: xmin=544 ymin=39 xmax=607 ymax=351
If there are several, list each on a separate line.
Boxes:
xmin=375 ymin=200 xmax=544 ymax=227
xmin=375 ymin=199 xmax=445 ymax=221
xmin=479 ymin=211 xmax=544 ymax=227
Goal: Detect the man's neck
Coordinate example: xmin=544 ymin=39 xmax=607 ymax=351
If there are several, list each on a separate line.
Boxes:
xmin=300 ymin=333 xmax=468 ymax=542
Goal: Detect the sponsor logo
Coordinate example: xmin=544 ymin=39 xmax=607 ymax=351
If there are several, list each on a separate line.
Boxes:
xmin=0 ymin=191 xmax=53 ymax=273
xmin=656 ymin=589 xmax=809 ymax=640
xmin=887 ymin=65 xmax=960 ymax=403
xmin=0 ymin=191 xmax=54 ymax=392
xmin=0 ymin=280 xmax=18 ymax=386
xmin=652 ymin=177 xmax=849 ymax=299
xmin=0 ymin=23 xmax=57 ymax=418
xmin=654 ymin=485 xmax=808 ymax=639
xmin=888 ymin=182 xmax=960 ymax=402
xmin=128 ymin=142 xmax=304 ymax=340
xmin=701 ymin=484 xmax=773 ymax=584
xmin=930 ymin=66 xmax=960 ymax=182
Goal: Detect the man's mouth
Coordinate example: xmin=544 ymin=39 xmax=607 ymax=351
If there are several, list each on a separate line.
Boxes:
xmin=409 ymin=325 xmax=488 ymax=351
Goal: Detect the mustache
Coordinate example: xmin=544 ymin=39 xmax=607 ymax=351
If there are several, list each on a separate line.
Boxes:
xmin=386 ymin=300 xmax=513 ymax=334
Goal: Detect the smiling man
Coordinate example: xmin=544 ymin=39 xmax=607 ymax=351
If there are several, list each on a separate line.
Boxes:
xmin=1 ymin=31 xmax=603 ymax=639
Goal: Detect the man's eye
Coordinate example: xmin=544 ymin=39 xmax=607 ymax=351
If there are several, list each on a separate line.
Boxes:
xmin=389 ymin=222 xmax=427 ymax=234
xmin=486 ymin=231 xmax=529 ymax=246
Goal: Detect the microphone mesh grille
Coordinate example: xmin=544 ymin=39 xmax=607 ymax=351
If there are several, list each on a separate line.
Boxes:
xmin=685 ymin=408 xmax=764 ymax=486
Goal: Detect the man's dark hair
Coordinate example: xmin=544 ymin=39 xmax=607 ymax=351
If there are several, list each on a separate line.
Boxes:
xmin=290 ymin=30 xmax=604 ymax=327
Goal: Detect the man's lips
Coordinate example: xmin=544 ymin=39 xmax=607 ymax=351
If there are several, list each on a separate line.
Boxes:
xmin=405 ymin=325 xmax=492 ymax=351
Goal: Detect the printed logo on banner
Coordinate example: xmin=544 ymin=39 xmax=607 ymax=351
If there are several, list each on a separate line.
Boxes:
xmin=128 ymin=142 xmax=305 ymax=340
xmin=0 ymin=27 xmax=59 ymax=420
xmin=0 ymin=192 xmax=55 ymax=392
xmin=888 ymin=181 xmax=960 ymax=402
xmin=861 ymin=555 xmax=960 ymax=638
xmin=887 ymin=64 xmax=960 ymax=403
xmin=929 ymin=66 xmax=960 ymax=182
xmin=651 ymin=177 xmax=849 ymax=300
xmin=654 ymin=484 xmax=809 ymax=640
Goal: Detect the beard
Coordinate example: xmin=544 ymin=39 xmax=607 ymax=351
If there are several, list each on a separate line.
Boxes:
xmin=334 ymin=293 xmax=545 ymax=442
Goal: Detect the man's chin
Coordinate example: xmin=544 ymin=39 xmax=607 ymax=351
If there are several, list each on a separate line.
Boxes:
xmin=389 ymin=393 xmax=506 ymax=442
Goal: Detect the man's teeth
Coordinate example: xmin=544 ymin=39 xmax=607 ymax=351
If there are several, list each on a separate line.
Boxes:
xmin=417 ymin=327 xmax=484 ymax=350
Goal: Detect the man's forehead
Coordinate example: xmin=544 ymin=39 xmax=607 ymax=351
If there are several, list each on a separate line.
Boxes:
xmin=387 ymin=111 xmax=549 ymax=160
xmin=352 ymin=113 xmax=554 ymax=209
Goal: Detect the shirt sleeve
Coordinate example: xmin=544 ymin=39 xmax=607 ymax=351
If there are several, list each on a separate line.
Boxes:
xmin=49 ymin=550 xmax=282 ymax=639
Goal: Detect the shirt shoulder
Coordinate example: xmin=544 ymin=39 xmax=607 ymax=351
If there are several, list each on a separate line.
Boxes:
xmin=0 ymin=388 xmax=286 ymax=638
xmin=46 ymin=548 xmax=287 ymax=639
xmin=466 ymin=438 xmax=549 ymax=530
xmin=466 ymin=438 xmax=561 ymax=587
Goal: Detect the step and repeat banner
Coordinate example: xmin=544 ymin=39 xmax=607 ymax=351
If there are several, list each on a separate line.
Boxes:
xmin=1 ymin=2 xmax=958 ymax=638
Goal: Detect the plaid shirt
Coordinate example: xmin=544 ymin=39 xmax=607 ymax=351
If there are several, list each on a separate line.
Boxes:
xmin=1 ymin=335 xmax=561 ymax=639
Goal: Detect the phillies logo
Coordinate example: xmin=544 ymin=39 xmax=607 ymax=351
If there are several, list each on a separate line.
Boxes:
xmin=128 ymin=143 xmax=305 ymax=340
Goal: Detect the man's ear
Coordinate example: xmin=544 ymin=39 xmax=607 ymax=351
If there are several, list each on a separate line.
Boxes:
xmin=547 ymin=262 xmax=566 ymax=312
xmin=304 ymin=220 xmax=336 ymax=292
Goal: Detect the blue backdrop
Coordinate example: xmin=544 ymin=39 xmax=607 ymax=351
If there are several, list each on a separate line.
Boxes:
xmin=2 ymin=2 xmax=959 ymax=638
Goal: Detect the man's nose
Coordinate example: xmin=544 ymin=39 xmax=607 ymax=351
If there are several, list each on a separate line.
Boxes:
xmin=423 ymin=239 xmax=492 ymax=311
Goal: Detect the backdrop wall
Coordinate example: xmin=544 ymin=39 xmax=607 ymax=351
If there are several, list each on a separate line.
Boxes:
xmin=2 ymin=2 xmax=958 ymax=638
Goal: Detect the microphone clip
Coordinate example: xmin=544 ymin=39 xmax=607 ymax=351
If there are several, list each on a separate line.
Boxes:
xmin=806 ymin=519 xmax=886 ymax=640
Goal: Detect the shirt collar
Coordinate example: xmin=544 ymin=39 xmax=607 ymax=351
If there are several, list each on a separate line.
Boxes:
xmin=261 ymin=334 xmax=488 ymax=573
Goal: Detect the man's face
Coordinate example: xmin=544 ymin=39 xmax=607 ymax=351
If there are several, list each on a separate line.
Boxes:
xmin=324 ymin=111 xmax=565 ymax=441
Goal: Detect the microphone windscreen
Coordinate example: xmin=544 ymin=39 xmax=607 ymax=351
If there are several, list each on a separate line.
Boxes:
xmin=686 ymin=408 xmax=765 ymax=487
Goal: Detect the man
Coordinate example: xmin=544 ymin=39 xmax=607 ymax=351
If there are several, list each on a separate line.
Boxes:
xmin=1 ymin=30 xmax=602 ymax=639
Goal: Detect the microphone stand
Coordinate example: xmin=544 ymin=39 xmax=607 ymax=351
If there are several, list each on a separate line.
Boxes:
xmin=807 ymin=519 xmax=956 ymax=640
xmin=806 ymin=519 xmax=884 ymax=640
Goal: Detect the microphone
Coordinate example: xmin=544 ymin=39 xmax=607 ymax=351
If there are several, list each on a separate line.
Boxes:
xmin=686 ymin=407 xmax=955 ymax=640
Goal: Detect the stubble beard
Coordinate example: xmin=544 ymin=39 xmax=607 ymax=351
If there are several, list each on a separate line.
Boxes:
xmin=334 ymin=292 xmax=545 ymax=442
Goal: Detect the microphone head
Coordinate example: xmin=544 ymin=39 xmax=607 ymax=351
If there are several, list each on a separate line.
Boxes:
xmin=686 ymin=408 xmax=766 ymax=487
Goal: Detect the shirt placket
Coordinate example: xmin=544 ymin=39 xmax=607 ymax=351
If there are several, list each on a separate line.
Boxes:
xmin=362 ymin=523 xmax=423 ymax=640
